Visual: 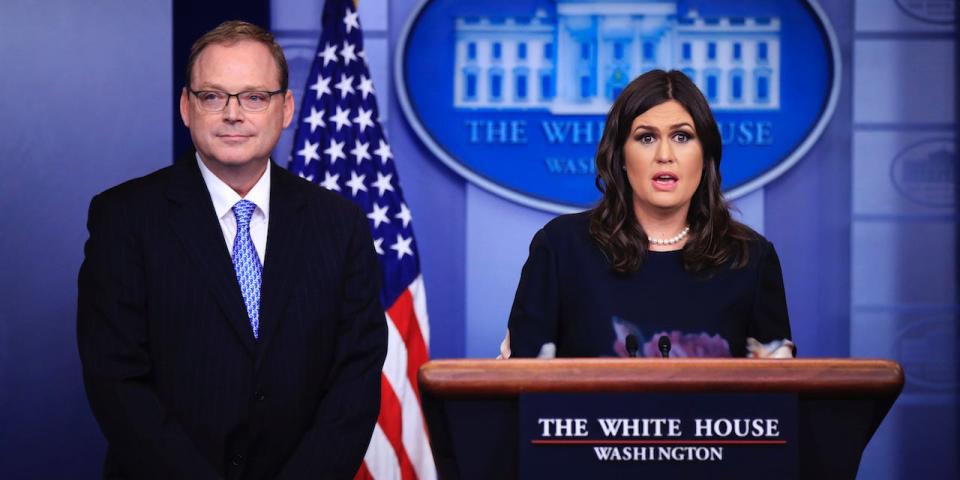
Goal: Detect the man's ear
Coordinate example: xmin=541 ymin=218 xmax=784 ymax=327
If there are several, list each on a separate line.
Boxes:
xmin=179 ymin=87 xmax=191 ymax=128
xmin=282 ymin=90 xmax=295 ymax=128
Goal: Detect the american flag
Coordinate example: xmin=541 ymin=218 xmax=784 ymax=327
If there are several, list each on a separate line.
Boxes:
xmin=286 ymin=1 xmax=436 ymax=479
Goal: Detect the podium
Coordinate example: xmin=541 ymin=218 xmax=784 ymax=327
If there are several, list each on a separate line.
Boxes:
xmin=419 ymin=359 xmax=903 ymax=479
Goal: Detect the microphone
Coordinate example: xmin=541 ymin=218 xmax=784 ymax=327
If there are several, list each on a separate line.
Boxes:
xmin=625 ymin=334 xmax=639 ymax=358
xmin=658 ymin=335 xmax=671 ymax=358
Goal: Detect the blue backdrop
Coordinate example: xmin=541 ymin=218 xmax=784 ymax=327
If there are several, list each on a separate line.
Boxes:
xmin=0 ymin=0 xmax=955 ymax=478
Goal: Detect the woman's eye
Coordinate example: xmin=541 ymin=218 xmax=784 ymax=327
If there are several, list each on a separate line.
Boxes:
xmin=673 ymin=132 xmax=691 ymax=143
xmin=636 ymin=134 xmax=655 ymax=144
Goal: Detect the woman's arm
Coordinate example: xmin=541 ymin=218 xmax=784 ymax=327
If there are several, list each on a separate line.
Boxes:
xmin=747 ymin=240 xmax=795 ymax=358
xmin=506 ymin=228 xmax=562 ymax=358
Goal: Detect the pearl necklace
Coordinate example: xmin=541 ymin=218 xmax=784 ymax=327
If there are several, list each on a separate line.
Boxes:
xmin=648 ymin=226 xmax=690 ymax=246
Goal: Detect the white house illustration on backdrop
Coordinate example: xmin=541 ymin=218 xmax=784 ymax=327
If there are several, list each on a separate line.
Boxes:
xmin=453 ymin=0 xmax=781 ymax=114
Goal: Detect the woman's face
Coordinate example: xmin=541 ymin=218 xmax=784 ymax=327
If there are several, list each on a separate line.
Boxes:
xmin=622 ymin=100 xmax=704 ymax=220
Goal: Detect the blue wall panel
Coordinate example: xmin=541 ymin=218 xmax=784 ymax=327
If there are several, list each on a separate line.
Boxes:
xmin=0 ymin=1 xmax=172 ymax=477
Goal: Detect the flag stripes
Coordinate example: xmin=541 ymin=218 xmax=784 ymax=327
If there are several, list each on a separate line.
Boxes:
xmin=377 ymin=376 xmax=418 ymax=480
xmin=386 ymin=288 xmax=429 ymax=399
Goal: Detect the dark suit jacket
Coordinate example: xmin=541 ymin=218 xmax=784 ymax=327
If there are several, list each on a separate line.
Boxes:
xmin=77 ymin=158 xmax=387 ymax=479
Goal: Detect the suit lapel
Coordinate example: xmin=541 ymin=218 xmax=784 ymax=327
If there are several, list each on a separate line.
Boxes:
xmin=255 ymin=163 xmax=308 ymax=363
xmin=165 ymin=159 xmax=257 ymax=354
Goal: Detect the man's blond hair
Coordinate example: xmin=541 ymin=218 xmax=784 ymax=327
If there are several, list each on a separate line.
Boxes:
xmin=185 ymin=20 xmax=289 ymax=91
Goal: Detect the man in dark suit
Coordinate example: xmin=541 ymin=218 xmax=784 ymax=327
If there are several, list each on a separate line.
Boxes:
xmin=77 ymin=21 xmax=387 ymax=479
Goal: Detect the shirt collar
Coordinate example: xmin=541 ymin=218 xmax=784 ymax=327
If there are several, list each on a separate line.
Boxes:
xmin=196 ymin=153 xmax=271 ymax=221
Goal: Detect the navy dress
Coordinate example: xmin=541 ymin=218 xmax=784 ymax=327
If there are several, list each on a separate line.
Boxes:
xmin=507 ymin=212 xmax=792 ymax=358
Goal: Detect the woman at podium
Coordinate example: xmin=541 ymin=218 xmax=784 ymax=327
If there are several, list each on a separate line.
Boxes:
xmin=504 ymin=70 xmax=794 ymax=360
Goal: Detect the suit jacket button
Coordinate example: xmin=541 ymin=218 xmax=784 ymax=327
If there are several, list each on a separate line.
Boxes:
xmin=254 ymin=389 xmax=266 ymax=402
xmin=231 ymin=454 xmax=244 ymax=466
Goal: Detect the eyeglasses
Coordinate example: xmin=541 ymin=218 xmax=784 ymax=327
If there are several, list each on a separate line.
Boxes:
xmin=188 ymin=88 xmax=284 ymax=112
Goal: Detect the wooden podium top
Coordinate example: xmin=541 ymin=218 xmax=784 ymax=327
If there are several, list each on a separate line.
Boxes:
xmin=419 ymin=358 xmax=904 ymax=398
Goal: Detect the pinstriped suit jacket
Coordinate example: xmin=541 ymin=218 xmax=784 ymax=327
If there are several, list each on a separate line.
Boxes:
xmin=77 ymin=158 xmax=386 ymax=479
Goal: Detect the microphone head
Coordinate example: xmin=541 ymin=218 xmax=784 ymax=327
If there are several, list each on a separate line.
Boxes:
xmin=625 ymin=334 xmax=639 ymax=357
xmin=658 ymin=335 xmax=672 ymax=358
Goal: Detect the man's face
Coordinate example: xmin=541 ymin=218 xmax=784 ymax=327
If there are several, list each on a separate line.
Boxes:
xmin=180 ymin=40 xmax=294 ymax=172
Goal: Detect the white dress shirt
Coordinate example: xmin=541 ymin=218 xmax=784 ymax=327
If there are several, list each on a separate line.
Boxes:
xmin=196 ymin=154 xmax=270 ymax=265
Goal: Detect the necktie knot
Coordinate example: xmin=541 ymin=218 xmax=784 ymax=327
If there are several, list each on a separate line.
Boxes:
xmin=233 ymin=200 xmax=257 ymax=227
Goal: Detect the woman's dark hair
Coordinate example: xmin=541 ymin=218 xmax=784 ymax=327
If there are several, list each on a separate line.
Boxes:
xmin=589 ymin=69 xmax=754 ymax=274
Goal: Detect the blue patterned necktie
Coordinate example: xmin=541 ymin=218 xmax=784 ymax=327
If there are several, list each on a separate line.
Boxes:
xmin=231 ymin=200 xmax=262 ymax=339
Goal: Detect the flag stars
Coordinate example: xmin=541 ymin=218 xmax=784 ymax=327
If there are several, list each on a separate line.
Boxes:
xmin=367 ymin=203 xmax=391 ymax=228
xmin=350 ymin=140 xmax=371 ymax=165
xmin=319 ymin=172 xmax=341 ymax=192
xmin=390 ymin=234 xmax=414 ymax=260
xmin=302 ymin=106 xmax=325 ymax=133
xmin=395 ymin=203 xmax=412 ymax=228
xmin=345 ymin=171 xmax=368 ymax=196
xmin=330 ymin=106 xmax=352 ymax=131
xmin=297 ymin=139 xmax=321 ymax=165
xmin=353 ymin=107 xmax=375 ymax=133
xmin=324 ymin=139 xmax=346 ymax=164
xmin=357 ymin=76 xmax=375 ymax=99
xmin=343 ymin=9 xmax=360 ymax=33
xmin=318 ymin=42 xmax=338 ymax=66
xmin=292 ymin=15 xmax=421 ymax=271
xmin=374 ymin=140 xmax=393 ymax=164
xmin=309 ymin=74 xmax=331 ymax=100
xmin=371 ymin=172 xmax=394 ymax=196
xmin=335 ymin=73 xmax=355 ymax=98
xmin=340 ymin=41 xmax=357 ymax=66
